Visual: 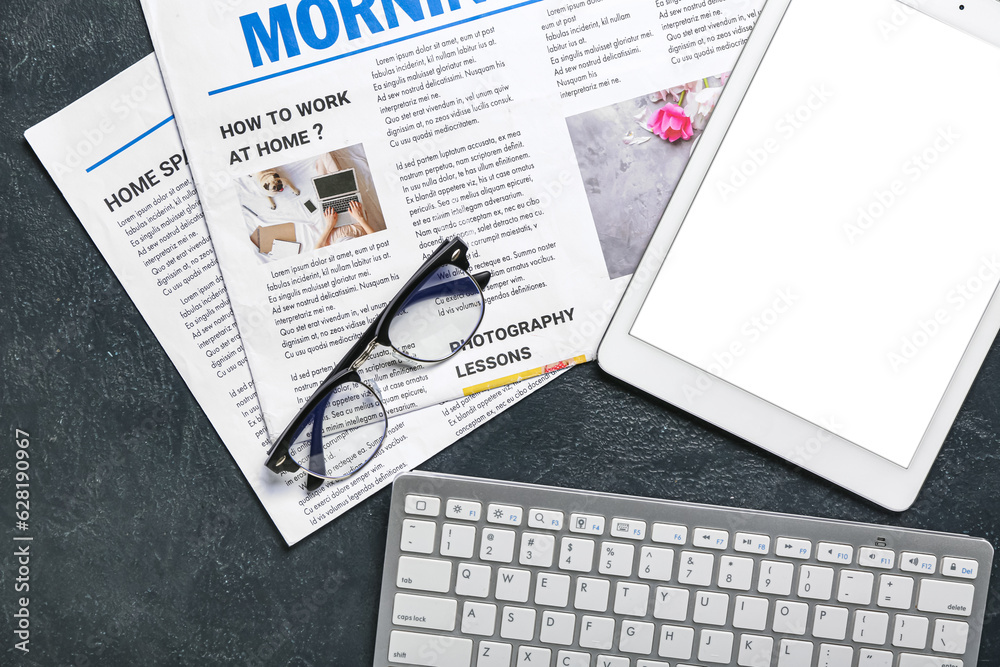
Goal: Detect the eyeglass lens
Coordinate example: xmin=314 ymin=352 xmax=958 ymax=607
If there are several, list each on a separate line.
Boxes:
xmin=387 ymin=264 xmax=485 ymax=363
xmin=286 ymin=381 xmax=387 ymax=479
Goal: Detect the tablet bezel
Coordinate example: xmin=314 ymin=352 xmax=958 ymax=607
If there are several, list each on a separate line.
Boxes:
xmin=598 ymin=0 xmax=1000 ymax=511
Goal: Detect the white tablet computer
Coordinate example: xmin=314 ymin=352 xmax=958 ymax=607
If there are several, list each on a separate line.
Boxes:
xmin=599 ymin=0 xmax=1000 ymax=510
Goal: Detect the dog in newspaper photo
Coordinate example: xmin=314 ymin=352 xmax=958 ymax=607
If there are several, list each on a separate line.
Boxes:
xmin=252 ymin=167 xmax=301 ymax=209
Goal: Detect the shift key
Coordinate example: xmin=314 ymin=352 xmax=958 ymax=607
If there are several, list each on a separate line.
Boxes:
xmin=917 ymin=579 xmax=975 ymax=617
xmin=388 ymin=630 xmax=473 ymax=667
xmin=397 ymin=556 xmax=452 ymax=593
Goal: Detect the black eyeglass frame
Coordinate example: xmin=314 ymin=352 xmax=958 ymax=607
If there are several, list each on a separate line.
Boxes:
xmin=265 ymin=237 xmax=490 ymax=489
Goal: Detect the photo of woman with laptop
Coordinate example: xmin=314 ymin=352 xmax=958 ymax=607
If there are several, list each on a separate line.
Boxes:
xmin=235 ymin=143 xmax=387 ymax=263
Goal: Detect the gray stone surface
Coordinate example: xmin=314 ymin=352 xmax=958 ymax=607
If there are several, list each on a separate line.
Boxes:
xmin=1 ymin=2 xmax=999 ymax=664
xmin=567 ymin=96 xmax=695 ymax=280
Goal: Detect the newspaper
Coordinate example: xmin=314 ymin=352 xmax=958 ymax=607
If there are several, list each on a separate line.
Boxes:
xmin=139 ymin=0 xmax=761 ymax=445
xmin=25 ymin=55 xmax=561 ymax=545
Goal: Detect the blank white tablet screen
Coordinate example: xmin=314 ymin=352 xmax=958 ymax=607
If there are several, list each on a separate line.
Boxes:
xmin=631 ymin=0 xmax=1000 ymax=467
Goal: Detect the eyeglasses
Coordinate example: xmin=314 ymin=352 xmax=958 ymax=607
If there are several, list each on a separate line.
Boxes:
xmin=265 ymin=237 xmax=490 ymax=491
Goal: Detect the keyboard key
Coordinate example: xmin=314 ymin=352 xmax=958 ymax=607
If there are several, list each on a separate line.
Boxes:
xmin=638 ymin=546 xmax=673 ymax=582
xmin=698 ymin=629 xmax=734 ymax=664
xmin=933 ymin=619 xmax=969 ymax=654
xmin=596 ymin=657 xmax=629 ymax=667
xmin=481 ymin=528 xmax=516 ymax=563
xmin=818 ymin=543 xmax=854 ymax=565
xmin=859 ymin=547 xmax=895 ymax=569
xmin=456 ymin=563 xmax=491 ymax=598
xmin=678 ymin=551 xmax=714 ymax=587
xmin=892 ymin=614 xmax=928 ymax=650
xmin=614 ymin=582 xmax=650 ymax=617
xmin=599 ymin=542 xmax=634 ymax=577
xmin=611 ymin=518 xmax=647 ymax=540
xmin=519 ymin=533 xmax=555 ymax=568
xmin=694 ymin=528 xmax=729 ymax=550
xmin=476 ymin=641 xmax=511 ymax=667
xmin=858 ymin=648 xmax=893 ymax=667
xmin=398 ymin=556 xmax=452 ymax=594
xmin=556 ymin=650 xmax=590 ymax=667
xmin=658 ymin=624 xmax=694 ymax=659
xmin=812 ymin=605 xmax=849 ymax=641
xmin=653 ymin=586 xmax=689 ymax=621
xmin=718 ymin=556 xmax=754 ymax=591
xmin=651 ymin=523 xmax=687 ymax=545
xmin=500 ymin=606 xmax=535 ymax=641
xmin=619 ymin=620 xmax=655 ymax=654
xmin=777 ymin=639 xmax=813 ymax=667
xmin=574 ymin=577 xmax=611 ymax=612
xmin=579 ymin=615 xmax=615 ymax=650
xmin=817 ymin=643 xmax=854 ymax=667
xmin=798 ymin=565 xmax=835 ymax=600
xmin=877 ymin=574 xmax=914 ymax=609
xmin=401 ymin=519 xmax=437 ymax=554
xmin=441 ymin=524 xmax=477 ymax=559
xmin=388 ymin=630 xmax=473 ymax=667
xmin=393 ymin=593 xmax=457 ymax=631
xmin=462 ymin=601 xmax=497 ymax=636
xmin=528 ymin=509 xmax=564 ymax=531
xmin=446 ymin=499 xmax=482 ymax=522
xmin=898 ymin=654 xmax=966 ymax=667
xmin=516 ymin=647 xmax=550 ymax=667
xmin=488 ymin=504 xmax=523 ymax=526
xmin=559 ymin=537 xmax=595 ymax=572
xmin=901 ymin=552 xmax=937 ymax=575
xmin=776 ymin=537 xmax=812 ymax=560
xmin=539 ymin=611 xmax=575 ymax=645
xmin=570 ymin=513 xmax=605 ymax=535
xmin=405 ymin=495 xmax=441 ymax=517
xmin=735 ymin=533 xmax=771 ymax=555
xmin=637 ymin=661 xmax=669 ymax=667
xmin=852 ymin=610 xmax=889 ymax=644
xmin=733 ymin=596 xmax=769 ymax=631
xmin=773 ymin=600 xmax=809 ymax=635
xmin=495 ymin=568 xmax=531 ymax=603
xmin=738 ymin=634 xmax=773 ymax=667
xmin=534 ymin=573 xmax=571 ymax=607
xmin=917 ymin=579 xmax=975 ymax=617
xmin=943 ymin=557 xmax=979 ymax=579
xmin=836 ymin=570 xmax=874 ymax=605
xmin=693 ymin=591 xmax=729 ymax=626
xmin=758 ymin=560 xmax=795 ymax=596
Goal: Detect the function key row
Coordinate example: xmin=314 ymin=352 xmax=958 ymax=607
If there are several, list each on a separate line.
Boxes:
xmin=404 ymin=496 xmax=978 ymax=577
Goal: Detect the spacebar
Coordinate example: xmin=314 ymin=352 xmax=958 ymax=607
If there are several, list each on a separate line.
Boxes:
xmin=388 ymin=630 xmax=473 ymax=667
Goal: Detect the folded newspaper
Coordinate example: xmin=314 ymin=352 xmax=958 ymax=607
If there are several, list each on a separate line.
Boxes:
xmin=140 ymin=0 xmax=760 ymax=443
xmin=25 ymin=55 xmax=561 ymax=545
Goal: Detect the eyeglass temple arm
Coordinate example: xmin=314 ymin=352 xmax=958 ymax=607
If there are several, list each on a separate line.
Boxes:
xmin=304 ymin=395 xmax=331 ymax=492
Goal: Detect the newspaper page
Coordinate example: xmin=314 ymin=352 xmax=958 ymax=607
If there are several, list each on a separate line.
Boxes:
xmin=139 ymin=0 xmax=761 ymax=445
xmin=25 ymin=54 xmax=561 ymax=546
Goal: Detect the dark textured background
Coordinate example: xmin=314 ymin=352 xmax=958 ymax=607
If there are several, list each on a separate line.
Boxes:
xmin=1 ymin=1 xmax=998 ymax=664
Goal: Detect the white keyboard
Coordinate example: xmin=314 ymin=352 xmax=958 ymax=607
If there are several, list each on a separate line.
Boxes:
xmin=373 ymin=473 xmax=993 ymax=667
